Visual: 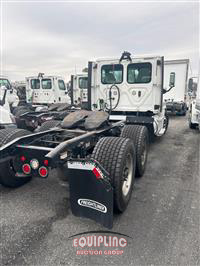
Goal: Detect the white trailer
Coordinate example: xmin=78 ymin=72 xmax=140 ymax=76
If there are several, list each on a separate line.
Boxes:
xmin=163 ymin=59 xmax=189 ymax=115
xmin=70 ymin=73 xmax=88 ymax=108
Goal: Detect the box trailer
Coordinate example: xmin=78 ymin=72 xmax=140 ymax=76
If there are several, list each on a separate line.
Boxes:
xmin=163 ymin=59 xmax=189 ymax=115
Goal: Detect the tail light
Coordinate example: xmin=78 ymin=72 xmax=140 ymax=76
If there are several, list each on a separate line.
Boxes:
xmin=22 ymin=164 xmax=31 ymax=175
xmin=20 ymin=156 xmax=26 ymax=162
xmin=92 ymin=167 xmax=102 ymax=180
xmin=39 ymin=166 xmax=48 ymax=177
xmin=44 ymin=159 xmax=49 ymax=166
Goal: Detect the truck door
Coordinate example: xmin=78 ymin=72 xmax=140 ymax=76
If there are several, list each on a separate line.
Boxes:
xmin=57 ymin=79 xmax=70 ymax=103
xmin=28 ymin=78 xmax=40 ymax=104
xmin=79 ymin=76 xmax=88 ymax=103
xmin=39 ymin=78 xmax=54 ymax=104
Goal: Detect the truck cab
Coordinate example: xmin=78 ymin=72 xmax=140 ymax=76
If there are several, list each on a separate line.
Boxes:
xmin=0 ymin=76 xmax=19 ymax=110
xmin=26 ymin=74 xmax=70 ymax=106
xmin=70 ymin=73 xmax=88 ymax=108
xmin=87 ymin=52 xmax=175 ymax=136
xmin=0 ymin=86 xmax=16 ymax=129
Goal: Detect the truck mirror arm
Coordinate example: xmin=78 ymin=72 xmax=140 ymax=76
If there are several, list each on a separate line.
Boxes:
xmin=162 ymin=85 xmax=175 ymax=94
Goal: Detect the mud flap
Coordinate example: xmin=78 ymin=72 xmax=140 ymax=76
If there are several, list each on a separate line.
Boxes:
xmin=67 ymin=159 xmax=113 ymax=228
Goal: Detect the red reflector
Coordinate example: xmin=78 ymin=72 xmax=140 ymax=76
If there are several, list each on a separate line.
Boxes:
xmin=20 ymin=156 xmax=26 ymax=162
xmin=92 ymin=167 xmax=101 ymax=179
xmin=44 ymin=159 xmax=49 ymax=166
xmin=22 ymin=164 xmax=31 ymax=174
xmin=39 ymin=167 xmax=48 ymax=177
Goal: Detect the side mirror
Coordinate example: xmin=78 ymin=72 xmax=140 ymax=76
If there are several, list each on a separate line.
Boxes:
xmin=188 ymin=78 xmax=193 ymax=91
xmin=169 ymin=72 xmax=175 ymax=88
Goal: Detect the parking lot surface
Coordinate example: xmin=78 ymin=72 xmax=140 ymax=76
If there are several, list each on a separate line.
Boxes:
xmin=0 ymin=116 xmax=199 ymax=266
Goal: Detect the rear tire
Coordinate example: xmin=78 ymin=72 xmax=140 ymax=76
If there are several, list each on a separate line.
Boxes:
xmin=37 ymin=120 xmax=60 ymax=132
xmin=120 ymin=125 xmax=148 ymax=177
xmin=91 ymin=137 xmax=136 ymax=213
xmin=0 ymin=129 xmax=32 ymax=188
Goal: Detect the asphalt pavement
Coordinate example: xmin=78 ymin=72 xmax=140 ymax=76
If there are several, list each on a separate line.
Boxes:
xmin=0 ymin=115 xmax=199 ymax=266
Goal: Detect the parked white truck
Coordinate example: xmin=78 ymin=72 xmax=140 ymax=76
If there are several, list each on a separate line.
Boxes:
xmin=163 ymin=59 xmax=189 ymax=115
xmin=26 ymin=73 xmax=70 ymax=106
xmin=12 ymin=74 xmax=71 ymax=116
xmin=87 ymin=51 xmax=175 ymax=137
xmin=0 ymin=76 xmax=19 ymax=111
xmin=70 ymin=73 xmax=88 ymax=108
xmin=0 ymin=86 xmax=16 ymax=129
xmin=188 ymin=75 xmax=200 ymax=130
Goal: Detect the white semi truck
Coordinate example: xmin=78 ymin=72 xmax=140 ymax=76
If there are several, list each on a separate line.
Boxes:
xmin=0 ymin=86 xmax=17 ymax=129
xmin=0 ymin=76 xmax=19 ymax=111
xmin=70 ymin=73 xmax=88 ymax=108
xmin=70 ymin=59 xmax=188 ymax=116
xmin=163 ymin=59 xmax=189 ymax=115
xmin=12 ymin=74 xmax=71 ymax=117
xmin=0 ymin=52 xmax=176 ymax=229
xmin=26 ymin=73 xmax=70 ymax=106
xmin=87 ymin=51 xmax=175 ymax=137
xmin=188 ymin=75 xmax=200 ymax=130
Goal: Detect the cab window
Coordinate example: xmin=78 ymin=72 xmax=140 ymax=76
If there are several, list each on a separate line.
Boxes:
xmin=42 ymin=79 xmax=52 ymax=89
xmin=101 ymin=64 xmax=123 ymax=84
xmin=58 ymin=80 xmax=66 ymax=90
xmin=79 ymin=77 xmax=88 ymax=89
xmin=31 ymin=79 xmax=40 ymax=89
xmin=0 ymin=79 xmax=11 ymax=89
xmin=127 ymin=63 xmax=152 ymax=84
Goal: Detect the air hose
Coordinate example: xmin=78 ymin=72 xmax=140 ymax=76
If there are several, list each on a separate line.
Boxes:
xmin=107 ymin=84 xmax=120 ymax=114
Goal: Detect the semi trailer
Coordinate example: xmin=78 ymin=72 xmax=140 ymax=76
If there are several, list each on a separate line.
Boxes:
xmin=163 ymin=59 xmax=189 ymax=115
xmin=0 ymin=52 xmax=175 ymax=228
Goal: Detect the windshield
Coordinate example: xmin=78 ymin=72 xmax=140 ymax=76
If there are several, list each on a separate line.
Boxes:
xmin=79 ymin=77 xmax=88 ymax=89
xmin=101 ymin=64 xmax=123 ymax=84
xmin=42 ymin=79 xmax=52 ymax=89
xmin=127 ymin=63 xmax=152 ymax=83
xmin=0 ymin=78 xmax=11 ymax=89
xmin=31 ymin=79 xmax=40 ymax=89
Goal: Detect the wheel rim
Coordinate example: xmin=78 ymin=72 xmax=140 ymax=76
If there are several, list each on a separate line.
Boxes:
xmin=122 ymin=153 xmax=133 ymax=197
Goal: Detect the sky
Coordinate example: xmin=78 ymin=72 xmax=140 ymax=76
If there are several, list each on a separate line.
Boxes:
xmin=1 ymin=0 xmax=199 ymax=82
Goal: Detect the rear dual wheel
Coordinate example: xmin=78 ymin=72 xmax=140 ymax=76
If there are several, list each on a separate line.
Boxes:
xmin=91 ymin=137 xmax=136 ymax=213
xmin=120 ymin=125 xmax=149 ymax=177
